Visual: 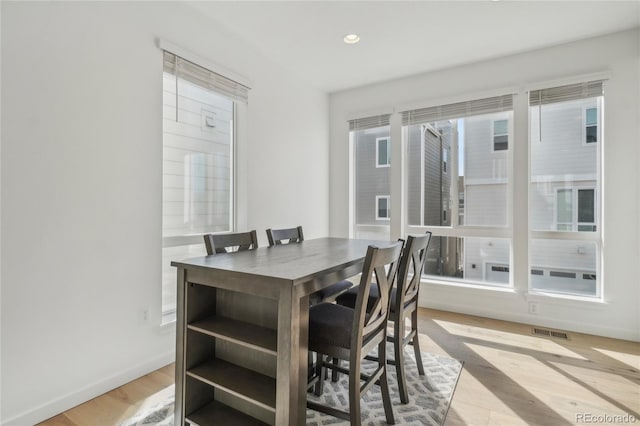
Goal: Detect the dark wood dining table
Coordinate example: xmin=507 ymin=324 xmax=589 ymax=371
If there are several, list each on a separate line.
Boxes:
xmin=172 ymin=237 xmax=391 ymax=426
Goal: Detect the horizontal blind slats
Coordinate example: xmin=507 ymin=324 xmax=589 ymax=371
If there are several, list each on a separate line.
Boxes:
xmin=349 ymin=114 xmax=391 ymax=131
xmin=401 ymin=94 xmax=513 ymax=125
xmin=529 ymin=80 xmax=603 ymax=106
xmin=163 ymin=51 xmax=250 ymax=104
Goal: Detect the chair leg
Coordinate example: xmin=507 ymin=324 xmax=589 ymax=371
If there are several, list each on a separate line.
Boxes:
xmin=331 ymin=358 xmax=340 ymax=382
xmin=379 ymin=339 xmax=395 ymax=425
xmin=314 ymin=354 xmax=325 ymax=396
xmin=394 ymin=319 xmax=409 ymax=404
xmin=411 ymin=310 xmax=425 ymax=375
xmin=348 ymin=357 xmax=362 ymax=426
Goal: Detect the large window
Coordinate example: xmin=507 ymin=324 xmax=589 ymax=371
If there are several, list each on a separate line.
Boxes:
xmin=529 ymin=80 xmax=603 ymax=297
xmin=347 ymin=79 xmax=605 ymax=300
xmin=161 ymin=51 xmax=248 ymax=322
xmin=350 ymin=114 xmax=391 ymax=240
xmin=402 ymin=95 xmax=513 ymax=286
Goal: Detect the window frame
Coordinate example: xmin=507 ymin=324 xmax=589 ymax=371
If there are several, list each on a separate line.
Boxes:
xmin=161 ymin=47 xmax=245 ymax=324
xmin=529 ymin=82 xmax=603 ymax=300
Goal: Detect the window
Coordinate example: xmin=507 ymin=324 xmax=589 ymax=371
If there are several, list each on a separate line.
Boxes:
xmin=492 ymin=119 xmax=509 ymax=151
xmin=530 ymin=80 xmax=602 ymax=297
xmin=350 ymin=114 xmax=391 ymax=240
xmin=376 ymin=195 xmax=390 ymax=220
xmin=402 ymin=94 xmax=513 ymax=287
xmin=556 ymin=188 xmax=596 ymax=232
xmin=585 ymin=107 xmax=598 ymax=143
xmin=376 ymin=137 xmax=391 ymax=167
xmin=443 ymin=148 xmax=448 ymax=173
xmin=161 ymin=51 xmax=249 ymax=322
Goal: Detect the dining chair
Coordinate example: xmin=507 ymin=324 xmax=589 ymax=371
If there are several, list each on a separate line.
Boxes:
xmin=203 ymin=230 xmax=259 ymax=255
xmin=335 ymin=232 xmax=432 ymax=404
xmin=306 ymin=242 xmax=403 ymax=426
xmin=266 ymin=226 xmax=353 ymax=304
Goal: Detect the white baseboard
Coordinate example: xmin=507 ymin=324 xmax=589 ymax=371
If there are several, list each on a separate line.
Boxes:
xmin=2 ymin=350 xmax=175 ymax=426
xmin=422 ymin=299 xmax=640 ymax=342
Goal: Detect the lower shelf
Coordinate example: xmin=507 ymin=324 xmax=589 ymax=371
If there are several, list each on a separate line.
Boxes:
xmin=187 ymin=358 xmax=276 ymax=412
xmin=186 ymin=400 xmax=269 ymax=426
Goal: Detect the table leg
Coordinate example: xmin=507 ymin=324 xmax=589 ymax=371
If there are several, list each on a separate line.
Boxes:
xmin=174 ymin=268 xmax=186 ymax=426
xmin=276 ymin=288 xmax=309 ymax=426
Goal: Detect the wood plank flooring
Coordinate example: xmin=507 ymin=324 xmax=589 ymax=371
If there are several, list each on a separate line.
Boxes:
xmin=39 ymin=309 xmax=640 ymax=425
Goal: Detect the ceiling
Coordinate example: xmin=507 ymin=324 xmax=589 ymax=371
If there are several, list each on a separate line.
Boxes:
xmin=189 ymin=1 xmax=640 ymax=93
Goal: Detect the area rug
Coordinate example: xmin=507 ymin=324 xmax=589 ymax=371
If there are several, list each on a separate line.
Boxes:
xmin=120 ymin=349 xmax=462 ymax=426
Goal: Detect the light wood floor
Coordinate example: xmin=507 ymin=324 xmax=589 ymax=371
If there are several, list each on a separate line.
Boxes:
xmin=40 ymin=308 xmax=640 ymax=426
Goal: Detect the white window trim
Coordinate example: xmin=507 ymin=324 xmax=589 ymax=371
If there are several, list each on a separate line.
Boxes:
xmin=375 ymin=195 xmax=391 ymax=220
xmin=376 ymin=136 xmax=391 ymax=168
xmin=491 ymin=118 xmax=509 ymax=152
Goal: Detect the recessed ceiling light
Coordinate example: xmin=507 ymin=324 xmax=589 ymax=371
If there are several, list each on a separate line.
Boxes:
xmin=343 ymin=34 xmax=360 ymax=44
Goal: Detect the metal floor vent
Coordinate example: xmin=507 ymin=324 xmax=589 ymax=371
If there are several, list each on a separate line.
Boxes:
xmin=532 ymin=327 xmax=569 ymax=340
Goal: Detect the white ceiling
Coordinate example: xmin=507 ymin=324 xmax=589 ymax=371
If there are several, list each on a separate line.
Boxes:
xmin=189 ymin=1 xmax=640 ymax=93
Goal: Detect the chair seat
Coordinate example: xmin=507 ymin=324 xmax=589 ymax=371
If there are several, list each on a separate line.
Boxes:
xmin=336 ymin=284 xmax=407 ymax=315
xmin=309 ymin=303 xmax=356 ymax=350
xmin=310 ymin=279 xmax=353 ymax=305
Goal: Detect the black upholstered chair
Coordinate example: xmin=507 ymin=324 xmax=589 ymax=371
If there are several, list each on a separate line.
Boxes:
xmin=336 ymin=232 xmax=432 ymax=404
xmin=266 ymin=226 xmax=353 ymax=304
xmin=203 ymin=230 xmax=258 ymax=255
xmin=307 ymin=242 xmax=403 ymax=425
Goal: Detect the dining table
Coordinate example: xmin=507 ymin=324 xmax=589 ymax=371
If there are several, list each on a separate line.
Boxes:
xmin=171 ymin=237 xmax=391 ymax=426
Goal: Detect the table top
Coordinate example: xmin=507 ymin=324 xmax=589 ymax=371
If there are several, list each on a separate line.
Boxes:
xmin=171 ymin=237 xmax=391 ymax=285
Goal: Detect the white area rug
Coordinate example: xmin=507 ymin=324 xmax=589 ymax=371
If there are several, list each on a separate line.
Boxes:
xmin=120 ymin=349 xmax=462 ymax=426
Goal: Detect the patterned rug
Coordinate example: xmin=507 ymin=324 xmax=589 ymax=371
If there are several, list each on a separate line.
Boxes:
xmin=120 ymin=349 xmax=462 ymax=426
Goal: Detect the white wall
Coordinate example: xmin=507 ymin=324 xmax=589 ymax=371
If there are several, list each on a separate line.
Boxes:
xmin=329 ymin=29 xmax=640 ymax=341
xmin=0 ymin=2 xmax=329 ymax=424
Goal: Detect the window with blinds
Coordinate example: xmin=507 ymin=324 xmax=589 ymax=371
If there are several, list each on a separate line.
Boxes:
xmin=401 ymin=94 xmax=514 ymax=287
xmin=349 ymin=114 xmax=391 ymax=240
xmin=529 ymin=80 xmax=603 ymax=297
xmin=161 ymin=50 xmax=249 ymax=321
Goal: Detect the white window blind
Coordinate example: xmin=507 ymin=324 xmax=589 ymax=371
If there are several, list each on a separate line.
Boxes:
xmin=529 ymin=80 xmax=604 ymax=106
xmin=349 ymin=114 xmax=391 ymax=131
xmin=163 ymin=51 xmax=250 ymax=104
xmin=401 ymin=94 xmax=513 ymax=126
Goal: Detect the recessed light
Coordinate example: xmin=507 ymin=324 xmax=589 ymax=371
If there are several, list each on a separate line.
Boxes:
xmin=343 ymin=34 xmax=360 ymax=44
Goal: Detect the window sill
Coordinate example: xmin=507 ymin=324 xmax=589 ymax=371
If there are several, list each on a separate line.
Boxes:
xmin=423 ymin=278 xmax=516 ymax=294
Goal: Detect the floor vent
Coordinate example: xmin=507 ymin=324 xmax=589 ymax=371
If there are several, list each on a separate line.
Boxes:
xmin=532 ymin=327 xmax=569 ymax=340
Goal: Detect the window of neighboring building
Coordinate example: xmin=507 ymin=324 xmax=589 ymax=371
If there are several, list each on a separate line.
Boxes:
xmin=585 ymin=107 xmax=598 ymax=144
xmin=376 ymin=136 xmax=391 ymax=167
xmin=161 ymin=50 xmax=249 ymax=323
xmin=530 ymin=80 xmax=602 ymax=298
xmin=556 ymin=187 xmax=596 ymax=232
xmin=376 ymin=195 xmax=390 ymax=220
xmin=443 ymin=148 xmax=448 ymax=173
xmin=492 ymin=119 xmax=509 ymax=151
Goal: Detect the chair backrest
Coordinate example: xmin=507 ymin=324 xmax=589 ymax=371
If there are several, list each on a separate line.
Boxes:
xmin=351 ymin=242 xmax=403 ymax=350
xmin=266 ymin=226 xmax=304 ymax=246
xmin=203 ymin=230 xmax=259 ymax=255
xmin=394 ymin=232 xmax=432 ymax=313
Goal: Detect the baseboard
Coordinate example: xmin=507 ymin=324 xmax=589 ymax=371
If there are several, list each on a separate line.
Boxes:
xmin=422 ymin=300 xmax=640 ymax=342
xmin=2 ymin=350 xmax=175 ymax=426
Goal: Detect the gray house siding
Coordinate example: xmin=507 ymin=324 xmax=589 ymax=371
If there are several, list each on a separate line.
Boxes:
xmin=355 ymin=128 xmax=390 ymax=225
